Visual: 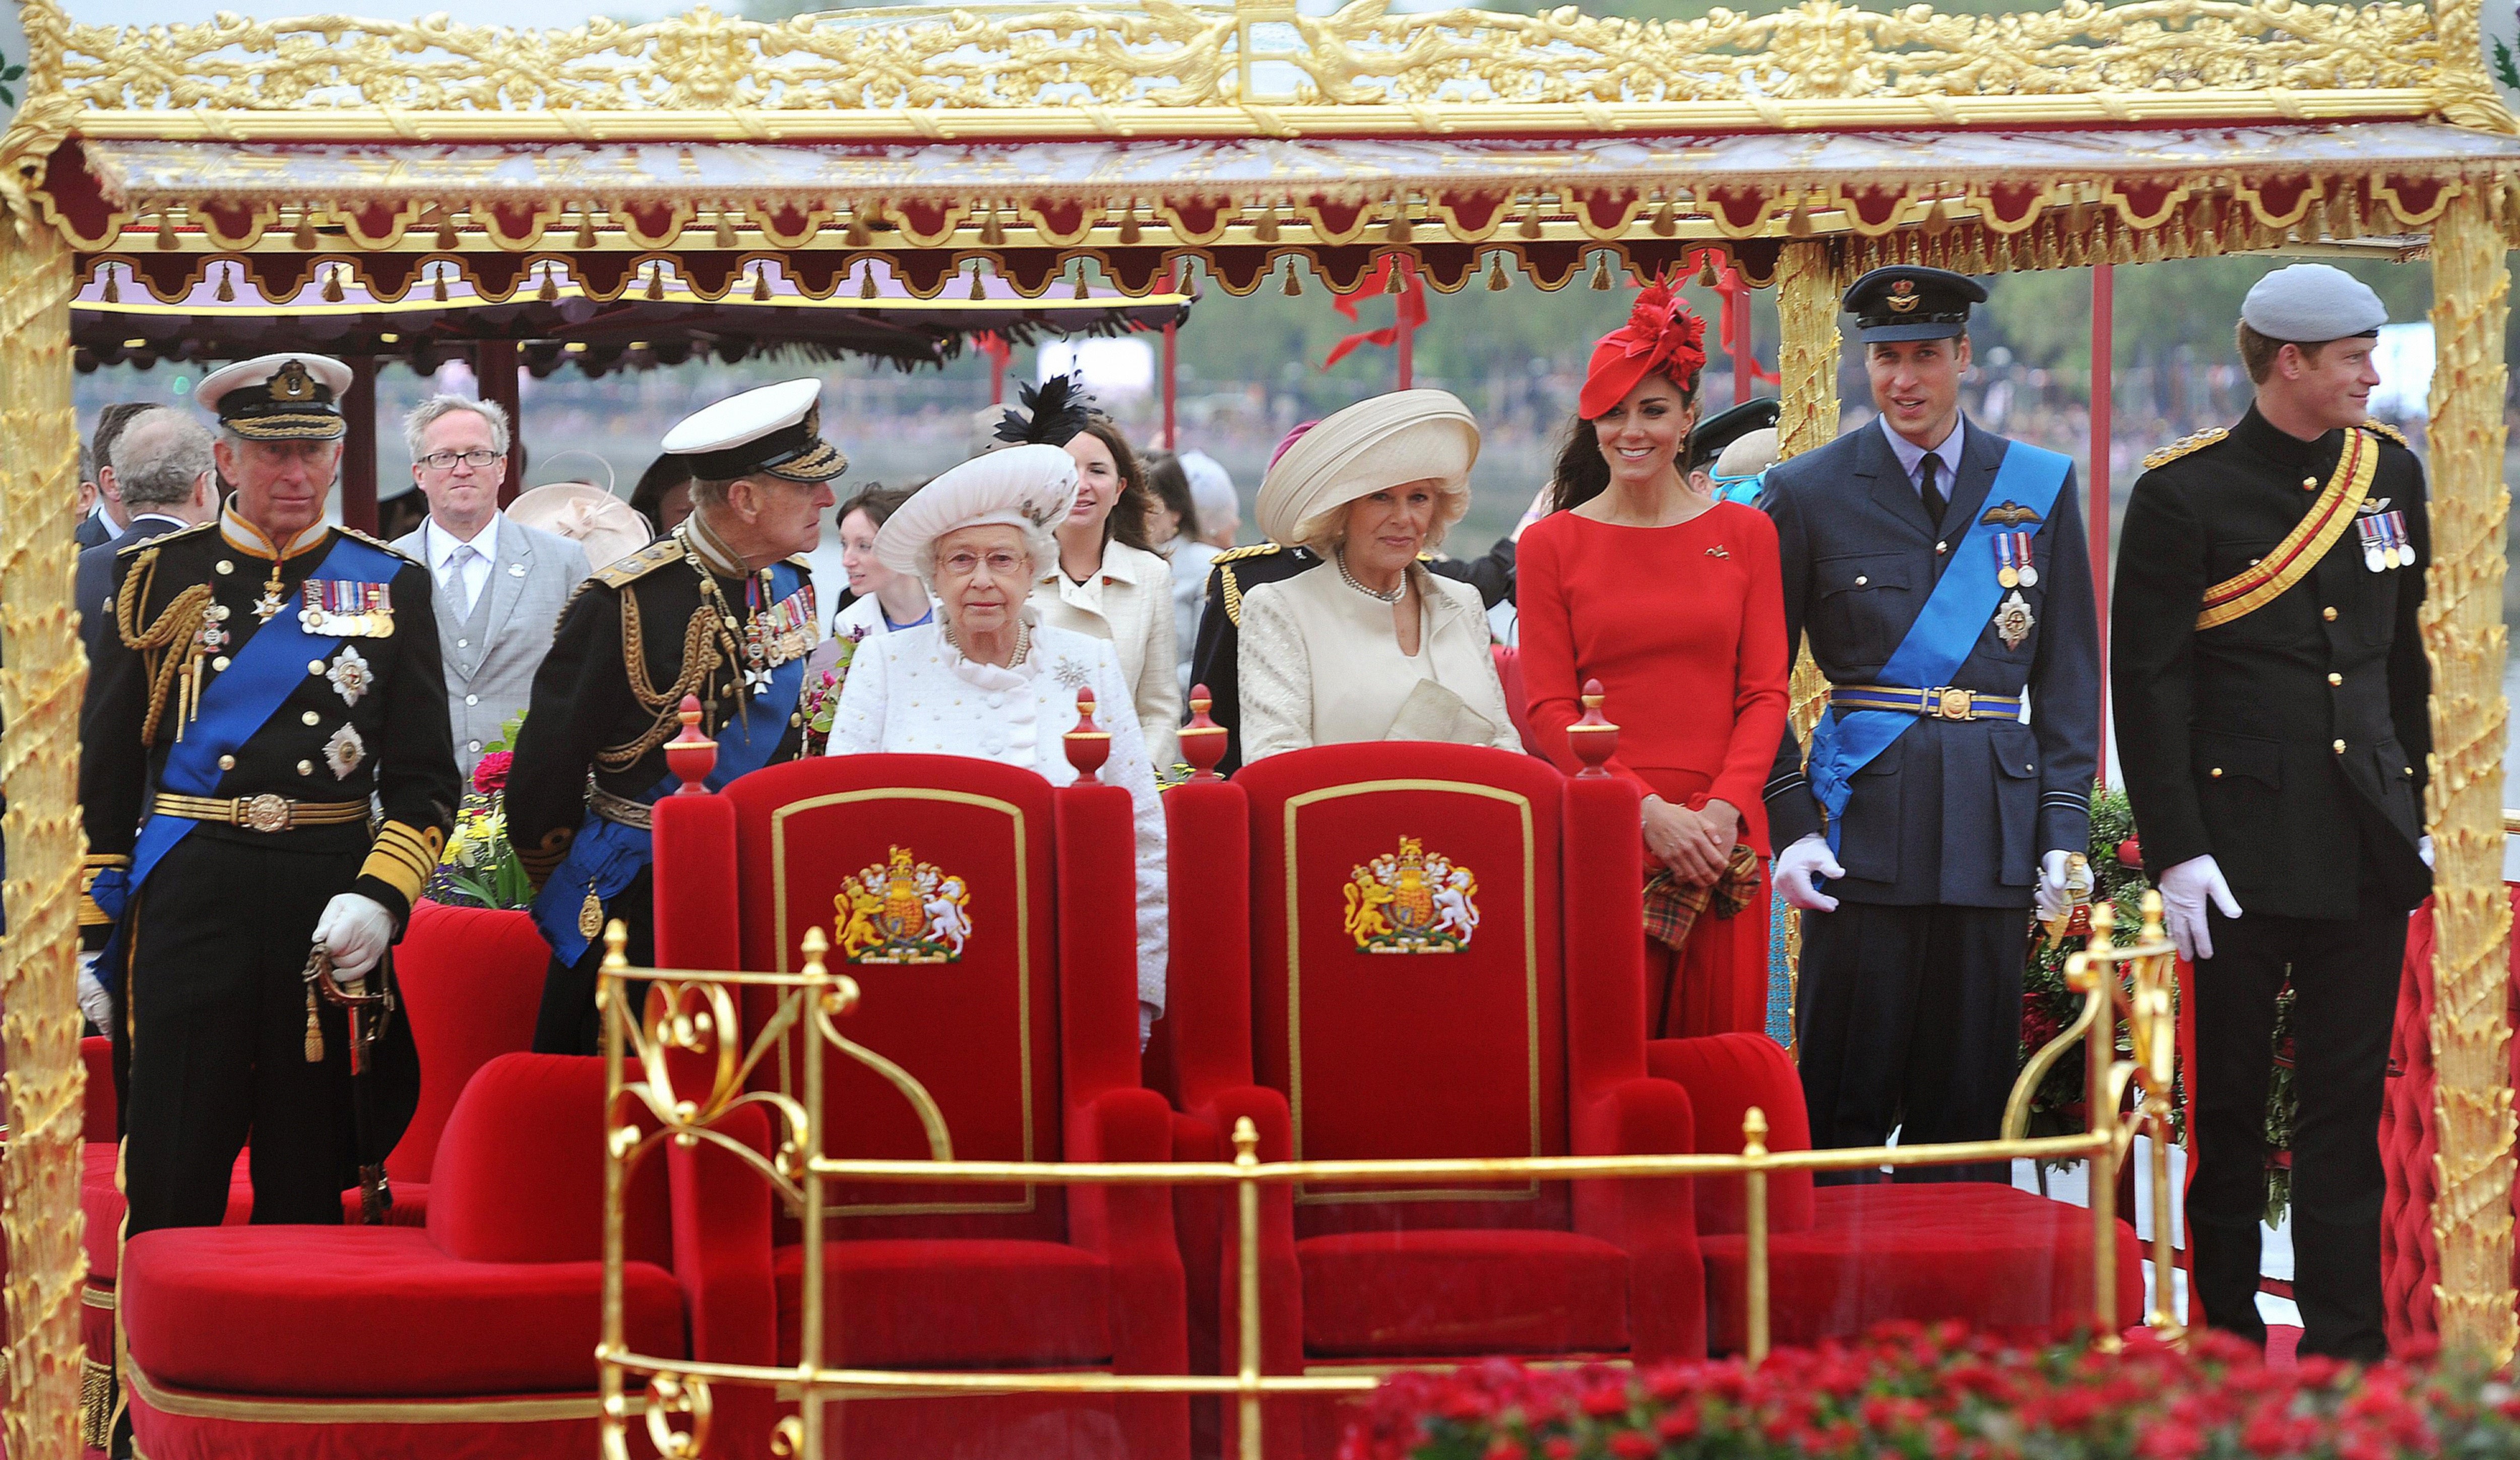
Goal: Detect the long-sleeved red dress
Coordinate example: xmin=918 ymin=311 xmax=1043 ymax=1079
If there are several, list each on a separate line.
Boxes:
xmin=1517 ymin=500 xmax=1792 ymax=1038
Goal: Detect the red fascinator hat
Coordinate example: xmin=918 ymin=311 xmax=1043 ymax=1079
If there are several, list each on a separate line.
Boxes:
xmin=1579 ymin=281 xmax=1710 ymax=420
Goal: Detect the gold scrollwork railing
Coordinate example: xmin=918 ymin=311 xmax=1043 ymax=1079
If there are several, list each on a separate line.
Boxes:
xmin=598 ymin=899 xmax=2182 ymax=1459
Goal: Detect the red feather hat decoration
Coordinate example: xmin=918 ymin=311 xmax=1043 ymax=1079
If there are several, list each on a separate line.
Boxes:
xmin=1578 ymin=281 xmax=1710 ymax=419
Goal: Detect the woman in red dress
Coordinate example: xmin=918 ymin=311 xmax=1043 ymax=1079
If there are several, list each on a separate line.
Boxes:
xmin=1518 ymin=285 xmax=1791 ymax=1038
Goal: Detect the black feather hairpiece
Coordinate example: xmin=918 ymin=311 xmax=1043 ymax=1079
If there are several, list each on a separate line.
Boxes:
xmin=994 ymin=372 xmax=1096 ymax=447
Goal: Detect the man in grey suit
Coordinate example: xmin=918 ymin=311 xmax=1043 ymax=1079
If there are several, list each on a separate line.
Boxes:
xmin=393 ymin=396 xmax=591 ymax=780
xmin=75 ymin=408 xmax=220 ymax=664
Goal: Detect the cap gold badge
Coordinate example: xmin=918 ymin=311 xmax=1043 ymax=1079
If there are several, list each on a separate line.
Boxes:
xmin=1886 ymin=280 xmax=1921 ymax=313
xmin=272 ymin=360 xmax=316 ymax=402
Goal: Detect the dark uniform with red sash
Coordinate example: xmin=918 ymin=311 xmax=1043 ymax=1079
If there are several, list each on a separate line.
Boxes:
xmin=2113 ymin=410 xmax=2429 ymax=1361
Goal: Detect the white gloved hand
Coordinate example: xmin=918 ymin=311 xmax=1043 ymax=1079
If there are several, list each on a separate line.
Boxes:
xmin=2036 ymin=849 xmax=2075 ymax=923
xmin=1775 ymin=833 xmax=1844 ymax=913
xmin=76 ymin=966 xmax=114 ymax=1032
xmin=2419 ymin=834 xmax=2435 ymax=868
xmin=312 ymin=893 xmax=394 ymax=982
xmin=2156 ymin=854 xmax=2243 ymax=963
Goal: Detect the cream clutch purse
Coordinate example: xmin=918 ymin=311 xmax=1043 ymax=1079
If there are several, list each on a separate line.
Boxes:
xmin=1384 ymin=677 xmax=1499 ymax=745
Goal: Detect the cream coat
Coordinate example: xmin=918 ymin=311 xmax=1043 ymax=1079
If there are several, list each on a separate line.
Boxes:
xmin=1032 ymin=540 xmax=1181 ymax=773
xmin=1238 ymin=563 xmax=1521 ymax=762
xmin=823 ymin=617 xmax=1168 ymax=1029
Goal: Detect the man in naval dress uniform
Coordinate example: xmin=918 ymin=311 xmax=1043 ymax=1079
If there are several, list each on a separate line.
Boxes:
xmin=80 ymin=353 xmax=457 ymax=1236
xmin=2113 ymin=264 xmax=2428 ymax=1361
xmin=506 ymin=380 xmax=842 ymax=1054
xmin=1765 ymin=267 xmax=2101 ymax=1183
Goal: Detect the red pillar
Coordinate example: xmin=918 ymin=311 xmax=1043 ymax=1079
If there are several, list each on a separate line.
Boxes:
xmin=1729 ymin=280 xmax=1754 ymax=406
xmin=1396 ymin=314 xmax=1415 ymax=391
xmin=475 ymin=340 xmax=523 ymax=506
xmin=1159 ymin=265 xmax=1179 ymax=449
xmin=340 ymin=353 xmax=379 ymax=533
xmin=2089 ymin=264 xmax=2114 ymax=782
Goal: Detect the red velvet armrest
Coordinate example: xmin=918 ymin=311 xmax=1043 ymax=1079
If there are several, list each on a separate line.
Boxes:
xmin=1162 ymin=781 xmax=1255 ymax=1108
xmin=669 ymin=1102 xmax=779 ymax=1460
xmin=1066 ymin=1087 xmax=1189 ymax=1382
xmin=81 ymin=1036 xmax=116 ymax=1144
xmin=652 ymin=792 xmax=740 ymax=972
xmin=1570 ymin=1074 xmax=1707 ymax=1361
xmin=1647 ymin=1033 xmax=1816 ymax=1235
xmin=1178 ymin=1087 xmax=1302 ymax=1383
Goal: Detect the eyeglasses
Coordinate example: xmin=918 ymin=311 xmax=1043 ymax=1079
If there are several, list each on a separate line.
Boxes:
xmin=938 ymin=549 xmax=1026 ymax=579
xmin=418 ymin=448 xmax=502 ymax=472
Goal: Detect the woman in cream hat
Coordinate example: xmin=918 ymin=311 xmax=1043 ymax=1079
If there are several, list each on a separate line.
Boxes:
xmin=823 ymin=444 xmax=1167 ymax=1043
xmin=1236 ymin=389 xmax=1521 ymax=761
xmin=505 ymin=481 xmax=655 ymax=573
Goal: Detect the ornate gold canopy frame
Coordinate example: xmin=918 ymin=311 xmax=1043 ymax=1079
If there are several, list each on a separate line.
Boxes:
xmin=2 ymin=0 xmax=2517 ymax=1447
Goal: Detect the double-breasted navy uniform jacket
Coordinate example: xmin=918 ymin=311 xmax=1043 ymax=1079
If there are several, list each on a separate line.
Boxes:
xmin=2110 ymin=409 xmax=2430 ymax=918
xmin=1762 ymin=418 xmax=2102 ymax=907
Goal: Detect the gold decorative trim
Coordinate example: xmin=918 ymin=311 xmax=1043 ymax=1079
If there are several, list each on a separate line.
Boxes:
xmin=770 ymin=788 xmax=1035 ymax=1219
xmin=123 ymin=1365 xmax=602 ymax=1425
xmin=1281 ymin=779 xmax=1540 ymax=1205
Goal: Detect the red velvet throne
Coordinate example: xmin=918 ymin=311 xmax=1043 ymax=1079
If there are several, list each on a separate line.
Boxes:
xmin=1162 ymin=740 xmax=1704 ymax=1457
xmin=652 ymin=750 xmax=1189 ymax=1460
xmin=80 ymin=898 xmax=548 ymax=1454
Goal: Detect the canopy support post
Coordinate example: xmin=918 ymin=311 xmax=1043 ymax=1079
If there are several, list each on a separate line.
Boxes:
xmin=476 ymin=341 xmax=522 ymax=506
xmin=341 ymin=353 xmax=378 ymax=534
xmin=1731 ymin=283 xmax=1754 ymax=408
xmin=2090 ymin=265 xmax=2112 ymax=784
xmin=1161 ymin=264 xmax=1179 ymax=448
xmin=1773 ymin=238 xmax=1842 ymax=1049
xmin=2423 ymin=178 xmax=2517 ymax=1366
xmin=0 ymin=208 xmax=95 ymax=1460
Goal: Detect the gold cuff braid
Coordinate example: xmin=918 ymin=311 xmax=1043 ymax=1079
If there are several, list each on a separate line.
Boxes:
xmin=359 ymin=820 xmax=444 ymax=906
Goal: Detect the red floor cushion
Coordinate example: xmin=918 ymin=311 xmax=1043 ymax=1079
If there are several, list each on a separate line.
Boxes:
xmin=776 ymin=1239 xmax=1112 ymax=1368
xmin=122 ymin=1226 xmax=685 ymax=1397
xmin=1297 ymin=1228 xmax=1632 ymax=1358
xmin=82 ymin=1144 xmax=253 ymax=1285
xmin=1699 ymin=1184 xmax=2143 ymax=1352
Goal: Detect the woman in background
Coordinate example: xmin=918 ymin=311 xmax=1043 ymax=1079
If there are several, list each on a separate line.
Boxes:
xmin=1517 ymin=284 xmax=1790 ymax=1039
xmin=1142 ymin=450 xmax=1218 ymax=700
xmin=628 ymin=452 xmax=695 ymax=535
xmin=995 ymin=377 xmax=1181 ymax=772
xmin=831 ymin=484 xmax=933 ymax=639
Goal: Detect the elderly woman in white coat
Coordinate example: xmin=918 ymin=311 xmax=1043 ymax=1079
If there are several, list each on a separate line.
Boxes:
xmin=1238 ymin=390 xmax=1522 ymax=762
xmin=824 ymin=445 xmax=1167 ymax=1041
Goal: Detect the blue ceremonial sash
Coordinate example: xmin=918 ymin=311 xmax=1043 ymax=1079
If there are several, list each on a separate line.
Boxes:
xmin=530 ymin=560 xmax=811 ymax=964
xmin=114 ymin=534 xmax=403 ymax=900
xmin=1804 ymin=442 xmax=2071 ymax=856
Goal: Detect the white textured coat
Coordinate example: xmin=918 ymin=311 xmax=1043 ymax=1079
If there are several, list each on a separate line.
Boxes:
xmin=823 ymin=616 xmax=1169 ymax=1023
xmin=1032 ymin=540 xmax=1182 ymax=774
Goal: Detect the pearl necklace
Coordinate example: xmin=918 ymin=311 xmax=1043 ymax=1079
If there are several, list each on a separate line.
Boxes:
xmin=944 ymin=618 xmax=1031 ymax=668
xmin=1335 ymin=548 xmax=1407 ymax=604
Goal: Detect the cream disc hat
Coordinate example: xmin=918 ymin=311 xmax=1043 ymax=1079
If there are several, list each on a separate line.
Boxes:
xmin=661 ymin=378 xmax=849 ymax=483
xmin=874 ymin=443 xmax=1080 ymax=575
xmin=1255 ymin=389 xmax=1480 ymax=549
xmin=506 ymin=482 xmax=655 ymax=573
xmin=197 ymin=353 xmax=355 ymax=441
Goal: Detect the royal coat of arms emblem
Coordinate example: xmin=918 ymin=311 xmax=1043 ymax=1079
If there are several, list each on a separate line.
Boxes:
xmin=834 ymin=846 xmax=973 ymax=964
xmin=1344 ymin=836 xmax=1479 ymax=954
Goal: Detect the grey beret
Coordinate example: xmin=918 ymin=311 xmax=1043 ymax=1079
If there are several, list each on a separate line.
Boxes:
xmin=2241 ymin=263 xmax=2387 ymax=343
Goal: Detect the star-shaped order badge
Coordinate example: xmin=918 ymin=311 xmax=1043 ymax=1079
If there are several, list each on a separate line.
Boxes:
xmin=326 ymin=644 xmax=373 ymax=706
xmin=1053 ymin=657 xmax=1091 ymax=690
xmin=324 ymin=724 xmax=367 ymax=780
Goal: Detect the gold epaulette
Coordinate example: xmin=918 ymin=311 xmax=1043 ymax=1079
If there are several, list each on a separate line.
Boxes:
xmin=113 ymin=521 xmax=214 ymax=557
xmin=594 ymin=535 xmax=686 ymax=590
xmin=2141 ymin=428 xmax=2228 ymax=471
xmin=1212 ymin=543 xmax=1283 ymax=565
xmin=1210 ymin=543 xmax=1284 ymax=627
xmin=340 ymin=526 xmax=423 ymax=565
xmin=786 ymin=552 xmax=814 ymax=572
xmin=2362 ymin=419 xmax=2409 ymax=447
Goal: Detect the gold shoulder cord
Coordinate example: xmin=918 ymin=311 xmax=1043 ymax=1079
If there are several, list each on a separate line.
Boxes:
xmin=114 ymin=547 xmax=215 ymax=747
xmin=597 ymin=585 xmax=726 ymax=771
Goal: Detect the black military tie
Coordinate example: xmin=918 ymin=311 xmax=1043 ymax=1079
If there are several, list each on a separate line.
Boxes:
xmin=1919 ymin=452 xmax=1946 ymax=529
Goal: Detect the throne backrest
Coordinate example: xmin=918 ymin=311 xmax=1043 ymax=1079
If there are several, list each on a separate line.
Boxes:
xmin=1235 ymin=743 xmax=1572 ymax=1238
xmin=721 ymin=755 xmax=1068 ymax=1244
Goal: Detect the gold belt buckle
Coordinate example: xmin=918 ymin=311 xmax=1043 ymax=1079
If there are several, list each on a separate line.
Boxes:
xmin=1934 ymin=687 xmax=1974 ymax=721
xmin=237 ymin=794 xmax=294 ymax=833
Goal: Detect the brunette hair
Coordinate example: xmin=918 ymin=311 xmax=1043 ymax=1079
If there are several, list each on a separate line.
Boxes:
xmin=1139 ymin=450 xmax=1198 ymax=544
xmin=2236 ymin=322 xmax=2353 ymax=386
xmin=628 ymin=452 xmax=694 ymax=532
xmin=1077 ymin=417 xmax=1158 ymax=553
xmin=1543 ymin=371 xmax=1700 ymax=516
xmin=836 ymin=483 xmax=917 ymax=532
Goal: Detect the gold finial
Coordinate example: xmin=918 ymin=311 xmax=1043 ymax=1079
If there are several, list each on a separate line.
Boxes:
xmin=1232 ymin=1116 xmax=1259 ymax=1165
xmin=2139 ymin=887 xmax=2166 ymax=943
xmin=2088 ymin=898 xmax=2116 ymax=951
xmin=603 ymin=918 xmax=629 ymax=968
xmin=1741 ymin=1105 xmax=1769 ymax=1157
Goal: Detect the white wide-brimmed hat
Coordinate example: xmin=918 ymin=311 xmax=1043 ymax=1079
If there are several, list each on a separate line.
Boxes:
xmin=1255 ymin=389 xmax=1480 ymax=549
xmin=507 ymin=482 xmax=655 ymax=572
xmin=874 ymin=443 xmax=1079 ymax=575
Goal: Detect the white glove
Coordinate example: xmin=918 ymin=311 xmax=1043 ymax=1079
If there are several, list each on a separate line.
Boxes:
xmin=2156 ymin=854 xmax=2243 ymax=963
xmin=76 ymin=965 xmax=114 ymax=1032
xmin=2419 ymin=835 xmax=2435 ymax=868
xmin=1775 ymin=833 xmax=1844 ymax=913
xmin=2036 ymin=849 xmax=2075 ymax=923
xmin=313 ymin=893 xmax=394 ymax=983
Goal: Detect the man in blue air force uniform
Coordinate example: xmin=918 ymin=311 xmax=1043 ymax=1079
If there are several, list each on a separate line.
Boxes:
xmin=505 ymin=380 xmax=840 ymax=1054
xmin=1762 ymin=268 xmax=2102 ymax=1181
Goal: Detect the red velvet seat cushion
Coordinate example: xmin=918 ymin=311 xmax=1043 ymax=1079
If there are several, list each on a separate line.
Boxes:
xmin=1700 ymin=1184 xmax=2143 ymax=1352
xmin=82 ymin=1144 xmax=253 ymax=1285
xmin=1296 ymin=1229 xmax=1631 ymax=1357
xmin=775 ymin=1239 xmax=1111 ymax=1368
xmin=122 ymin=1226 xmax=685 ymax=1396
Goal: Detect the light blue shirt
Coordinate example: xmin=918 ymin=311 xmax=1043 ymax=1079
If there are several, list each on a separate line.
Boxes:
xmin=1877 ymin=413 xmax=1966 ymax=498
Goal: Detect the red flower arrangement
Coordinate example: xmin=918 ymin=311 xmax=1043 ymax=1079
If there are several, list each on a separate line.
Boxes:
xmin=1341 ymin=1323 xmax=2501 ymax=1460
xmin=471 ymin=750 xmax=514 ymax=796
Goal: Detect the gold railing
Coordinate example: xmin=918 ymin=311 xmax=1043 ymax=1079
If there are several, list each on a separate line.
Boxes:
xmin=597 ymin=900 xmax=2183 ymax=1458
